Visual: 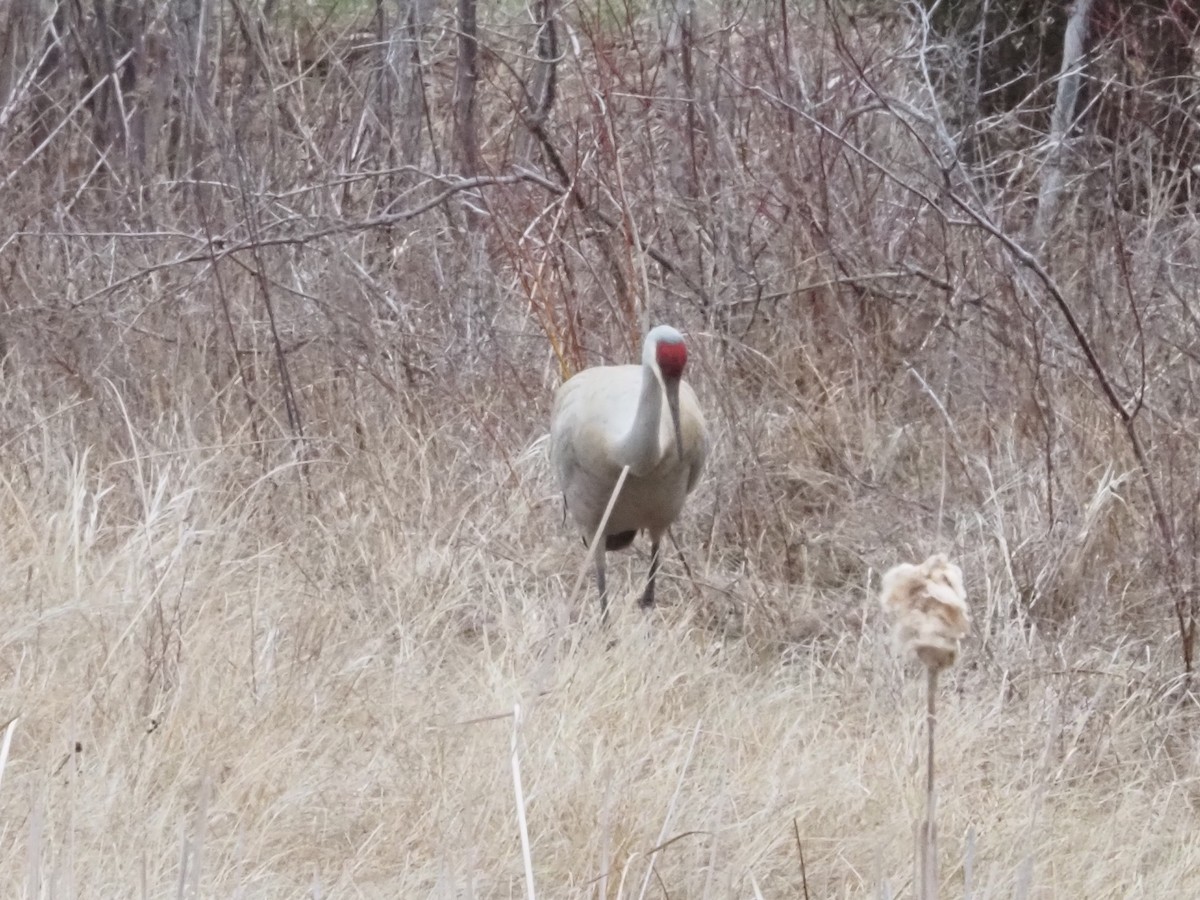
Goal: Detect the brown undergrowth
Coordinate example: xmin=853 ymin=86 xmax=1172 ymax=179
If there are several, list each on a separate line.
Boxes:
xmin=2 ymin=1 xmax=1200 ymax=896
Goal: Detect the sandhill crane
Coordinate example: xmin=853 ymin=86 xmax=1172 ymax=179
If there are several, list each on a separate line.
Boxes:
xmin=550 ymin=325 xmax=707 ymax=616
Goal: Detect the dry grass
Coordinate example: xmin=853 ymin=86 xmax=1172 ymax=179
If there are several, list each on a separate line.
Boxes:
xmin=4 ymin=1 xmax=1200 ymax=896
xmin=3 ymin=362 xmax=1200 ymax=897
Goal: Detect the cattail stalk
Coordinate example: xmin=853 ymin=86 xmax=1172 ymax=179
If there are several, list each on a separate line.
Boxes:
xmin=879 ymin=554 xmax=969 ymax=900
xmin=922 ymin=667 xmax=938 ymax=900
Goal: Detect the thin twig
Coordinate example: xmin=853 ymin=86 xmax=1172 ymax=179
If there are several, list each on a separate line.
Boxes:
xmin=793 ymin=818 xmax=811 ymax=900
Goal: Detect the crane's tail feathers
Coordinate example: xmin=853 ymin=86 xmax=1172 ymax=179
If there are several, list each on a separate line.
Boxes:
xmin=605 ymin=530 xmax=637 ymax=551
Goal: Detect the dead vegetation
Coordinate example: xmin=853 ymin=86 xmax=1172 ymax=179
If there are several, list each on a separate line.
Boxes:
xmin=3 ymin=0 xmax=1200 ymax=896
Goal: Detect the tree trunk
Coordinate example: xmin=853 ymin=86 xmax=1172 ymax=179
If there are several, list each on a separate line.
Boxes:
xmin=396 ymin=0 xmax=432 ymax=168
xmin=0 ymin=0 xmax=46 ymax=127
xmin=169 ymin=0 xmax=212 ymax=191
xmin=1033 ymin=0 xmax=1095 ymax=245
xmin=452 ymin=0 xmax=480 ymax=177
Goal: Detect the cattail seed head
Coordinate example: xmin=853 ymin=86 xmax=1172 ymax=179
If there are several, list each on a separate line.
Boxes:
xmin=880 ymin=553 xmax=970 ymax=671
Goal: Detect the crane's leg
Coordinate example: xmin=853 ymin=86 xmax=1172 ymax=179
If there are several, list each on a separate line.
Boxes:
xmin=638 ymin=539 xmax=661 ymax=609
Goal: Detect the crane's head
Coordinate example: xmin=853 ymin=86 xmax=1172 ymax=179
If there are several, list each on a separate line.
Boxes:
xmin=645 ymin=325 xmax=689 ymax=461
xmin=645 ymin=325 xmax=688 ymax=376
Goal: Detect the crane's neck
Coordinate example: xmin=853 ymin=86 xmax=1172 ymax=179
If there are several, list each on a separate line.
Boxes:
xmin=616 ymin=363 xmax=665 ymax=476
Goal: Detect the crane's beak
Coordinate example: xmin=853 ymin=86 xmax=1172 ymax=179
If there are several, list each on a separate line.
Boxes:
xmin=664 ymin=376 xmax=684 ymax=462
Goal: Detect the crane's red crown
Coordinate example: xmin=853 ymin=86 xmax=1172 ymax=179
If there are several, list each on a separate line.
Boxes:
xmin=656 ymin=337 xmax=688 ymax=379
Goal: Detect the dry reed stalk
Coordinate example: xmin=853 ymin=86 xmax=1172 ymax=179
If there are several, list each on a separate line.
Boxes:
xmin=511 ymin=703 xmax=537 ymax=900
xmin=0 ymin=716 xmax=16 ymax=795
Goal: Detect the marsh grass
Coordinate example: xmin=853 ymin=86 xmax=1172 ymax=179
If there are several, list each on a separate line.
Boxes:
xmin=3 ymin=375 xmax=1200 ymax=896
xmin=3 ymin=1 xmax=1200 ymax=896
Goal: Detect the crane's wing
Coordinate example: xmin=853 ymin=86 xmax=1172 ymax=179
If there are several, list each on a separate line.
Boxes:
xmin=679 ymin=379 xmax=708 ymax=494
xmin=549 ymin=366 xmax=642 ymax=480
xmin=549 ymin=365 xmax=645 ymax=536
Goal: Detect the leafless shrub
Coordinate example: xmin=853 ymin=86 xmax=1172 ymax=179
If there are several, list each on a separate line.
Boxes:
xmin=4 ymin=0 xmax=1200 ymax=894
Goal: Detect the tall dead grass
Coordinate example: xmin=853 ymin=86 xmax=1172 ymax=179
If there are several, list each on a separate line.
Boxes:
xmin=2 ymin=1 xmax=1200 ymax=895
xmin=4 ymin=396 xmax=1199 ymax=895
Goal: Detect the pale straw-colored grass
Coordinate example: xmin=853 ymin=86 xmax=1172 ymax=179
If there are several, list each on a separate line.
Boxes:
xmin=2 ymin=2 xmax=1199 ymax=895
xmin=3 ymin=387 xmax=1199 ymax=898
